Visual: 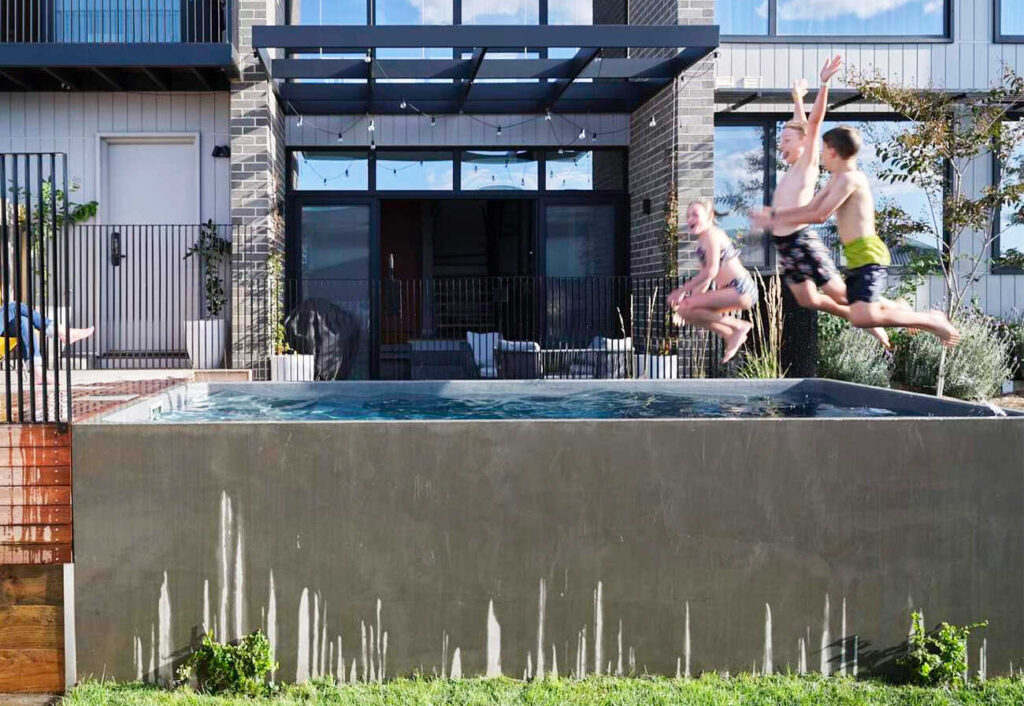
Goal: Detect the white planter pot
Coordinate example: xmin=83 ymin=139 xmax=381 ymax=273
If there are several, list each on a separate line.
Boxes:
xmin=185 ymin=318 xmax=226 ymax=369
xmin=634 ymin=354 xmax=678 ymax=379
xmin=270 ymin=354 xmax=315 ymax=381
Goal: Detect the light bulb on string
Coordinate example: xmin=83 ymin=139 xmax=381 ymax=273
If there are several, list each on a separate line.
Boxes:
xmin=370 ymin=140 xmax=376 ymax=151
xmin=296 ymin=114 xmax=303 ymax=127
xmin=649 ymin=115 xmax=656 ymax=128
xmin=592 ymin=132 xmax=598 ymax=143
xmin=558 ymin=147 xmax=564 ymax=154
xmin=400 ymin=99 xmax=407 ymax=110
xmin=367 ymin=118 xmax=375 ymax=132
xmin=496 ymin=125 xmax=502 ymax=137
xmin=544 ymin=110 xmax=552 ymax=122
xmin=337 ymin=132 xmax=344 ymax=143
xmin=363 ymin=51 xmax=372 ymax=63
xmin=578 ymin=128 xmax=586 ymax=140
xmin=430 ymin=116 xmax=436 ymax=127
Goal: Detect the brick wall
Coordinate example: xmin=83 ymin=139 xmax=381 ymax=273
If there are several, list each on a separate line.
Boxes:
xmin=230 ymin=0 xmax=287 ymax=367
xmin=628 ymin=0 xmax=715 ymax=278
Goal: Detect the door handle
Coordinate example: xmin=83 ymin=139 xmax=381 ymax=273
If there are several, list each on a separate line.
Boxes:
xmin=110 ymin=231 xmax=126 ymax=267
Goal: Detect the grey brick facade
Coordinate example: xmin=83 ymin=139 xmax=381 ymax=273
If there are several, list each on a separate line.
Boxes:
xmin=628 ymin=0 xmax=715 ymax=278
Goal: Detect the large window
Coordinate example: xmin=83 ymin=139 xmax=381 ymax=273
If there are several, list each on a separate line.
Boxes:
xmin=713 ymin=125 xmax=767 ymax=267
xmin=995 ymin=124 xmax=1024 ymax=265
xmin=997 ymin=0 xmax=1024 ymax=41
xmin=714 ymin=118 xmax=939 ymax=269
xmin=719 ymin=0 xmax=949 ymax=39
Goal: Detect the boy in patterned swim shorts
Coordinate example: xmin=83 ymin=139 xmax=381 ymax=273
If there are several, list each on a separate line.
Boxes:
xmin=753 ymin=126 xmax=960 ymax=347
xmin=764 ymin=55 xmax=889 ymax=347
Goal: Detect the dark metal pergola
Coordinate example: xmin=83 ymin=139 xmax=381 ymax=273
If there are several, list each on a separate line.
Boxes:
xmin=252 ymin=24 xmax=719 ymax=115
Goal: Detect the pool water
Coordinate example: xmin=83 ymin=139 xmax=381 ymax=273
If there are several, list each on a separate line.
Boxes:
xmin=153 ymin=387 xmax=933 ymax=422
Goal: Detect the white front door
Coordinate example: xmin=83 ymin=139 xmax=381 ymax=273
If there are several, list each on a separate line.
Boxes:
xmin=97 ymin=135 xmax=201 ymax=359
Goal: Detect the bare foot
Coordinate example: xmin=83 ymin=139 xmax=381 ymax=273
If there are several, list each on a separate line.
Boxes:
xmin=722 ymin=321 xmax=752 ymax=363
xmin=67 ymin=326 xmax=94 ymax=345
xmin=929 ymin=312 xmax=961 ymax=347
xmin=867 ymin=327 xmax=891 ymax=349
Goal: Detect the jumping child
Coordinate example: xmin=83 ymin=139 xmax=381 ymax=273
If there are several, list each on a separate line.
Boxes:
xmin=752 ymin=126 xmax=960 ymax=346
xmin=667 ymin=199 xmax=756 ymax=363
xmin=769 ymin=54 xmax=889 ymax=347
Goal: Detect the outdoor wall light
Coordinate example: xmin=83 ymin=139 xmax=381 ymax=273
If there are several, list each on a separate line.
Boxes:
xmin=211 ymin=145 xmax=230 ymax=158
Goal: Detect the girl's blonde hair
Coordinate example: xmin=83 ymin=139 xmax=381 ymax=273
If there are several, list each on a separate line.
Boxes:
xmin=687 ymin=198 xmax=726 ymax=222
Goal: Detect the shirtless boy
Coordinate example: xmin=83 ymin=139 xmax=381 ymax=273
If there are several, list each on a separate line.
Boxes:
xmin=753 ymin=126 xmax=960 ymax=345
xmin=769 ymin=55 xmax=888 ymax=347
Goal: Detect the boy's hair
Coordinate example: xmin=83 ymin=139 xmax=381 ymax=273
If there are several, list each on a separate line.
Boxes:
xmin=822 ymin=125 xmax=862 ymax=159
xmin=782 ymin=120 xmax=808 ymax=137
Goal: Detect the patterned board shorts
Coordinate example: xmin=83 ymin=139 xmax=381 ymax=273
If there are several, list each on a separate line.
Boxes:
xmin=845 ymin=264 xmax=888 ymax=304
xmin=774 ymin=228 xmax=840 ymax=287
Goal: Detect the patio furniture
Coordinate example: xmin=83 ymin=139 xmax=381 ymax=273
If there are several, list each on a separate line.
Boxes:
xmin=410 ymin=339 xmax=478 ymax=380
xmin=495 ymin=339 xmax=542 ymax=379
xmin=466 ymin=331 xmax=502 ymax=379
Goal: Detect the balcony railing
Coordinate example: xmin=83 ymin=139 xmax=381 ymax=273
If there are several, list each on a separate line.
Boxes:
xmin=0 ymin=0 xmax=232 ymax=44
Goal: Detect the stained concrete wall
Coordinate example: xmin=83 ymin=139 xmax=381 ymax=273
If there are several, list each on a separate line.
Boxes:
xmin=73 ymin=411 xmax=1024 ymax=683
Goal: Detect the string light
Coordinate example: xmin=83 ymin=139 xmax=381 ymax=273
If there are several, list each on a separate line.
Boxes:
xmin=592 ymin=132 xmax=598 ymax=143
xmin=370 ymin=140 xmax=376 ymax=150
xmin=296 ymin=114 xmax=303 ymax=127
xmin=496 ymin=125 xmax=502 ymax=136
xmin=400 ymin=99 xmax=407 ymax=110
xmin=336 ymin=132 xmax=344 ymax=143
xmin=367 ymin=118 xmax=375 ymax=132
xmin=578 ymin=128 xmax=586 ymax=140
xmin=363 ymin=51 xmax=372 ymax=63
xmin=544 ymin=110 xmax=552 ymax=121
xmin=430 ymin=116 xmax=436 ymax=127
xmin=649 ymin=115 xmax=656 ymax=128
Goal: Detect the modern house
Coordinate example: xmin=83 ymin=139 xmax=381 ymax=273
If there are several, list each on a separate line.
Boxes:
xmin=0 ymin=0 xmax=1020 ymax=379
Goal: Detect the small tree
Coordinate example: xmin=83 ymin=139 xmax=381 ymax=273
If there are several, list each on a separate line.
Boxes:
xmin=849 ymin=66 xmax=1024 ymax=396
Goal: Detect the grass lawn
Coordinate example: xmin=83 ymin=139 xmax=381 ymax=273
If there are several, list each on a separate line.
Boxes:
xmin=62 ymin=676 xmax=1024 ymax=705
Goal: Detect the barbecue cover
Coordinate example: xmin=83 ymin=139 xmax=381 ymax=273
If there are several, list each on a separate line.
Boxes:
xmin=284 ymin=298 xmax=362 ymax=380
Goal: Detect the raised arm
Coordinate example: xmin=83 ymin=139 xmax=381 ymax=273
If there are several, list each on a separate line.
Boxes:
xmin=802 ymin=55 xmax=842 ymax=164
xmin=791 ymin=78 xmax=808 ymax=124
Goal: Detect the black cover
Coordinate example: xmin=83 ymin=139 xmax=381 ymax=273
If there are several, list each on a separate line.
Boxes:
xmin=284 ymin=298 xmax=362 ymax=380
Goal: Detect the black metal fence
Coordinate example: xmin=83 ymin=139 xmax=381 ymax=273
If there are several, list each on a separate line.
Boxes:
xmin=66 ymin=223 xmax=249 ymax=372
xmin=0 ymin=153 xmax=72 ymax=424
xmin=0 ymin=0 xmax=232 ymax=43
xmin=236 ymin=274 xmax=729 ymax=382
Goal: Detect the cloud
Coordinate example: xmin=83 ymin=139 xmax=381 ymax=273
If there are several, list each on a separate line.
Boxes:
xmin=777 ymin=0 xmax=938 ymax=21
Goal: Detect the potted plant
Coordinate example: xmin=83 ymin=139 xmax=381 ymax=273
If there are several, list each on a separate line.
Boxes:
xmin=636 ymin=337 xmax=679 ymax=380
xmin=267 ymin=251 xmax=314 ymax=381
xmin=184 ymin=220 xmax=231 ymax=369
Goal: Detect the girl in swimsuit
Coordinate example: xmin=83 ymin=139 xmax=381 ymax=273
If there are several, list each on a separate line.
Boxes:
xmin=667 ymin=200 xmax=756 ymax=363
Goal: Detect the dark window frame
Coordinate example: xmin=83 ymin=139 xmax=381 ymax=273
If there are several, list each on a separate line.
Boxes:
xmin=995 ymin=0 xmax=1024 ymax=43
xmin=721 ymin=0 xmax=953 ymax=43
xmin=288 ymin=145 xmax=628 ymax=196
xmin=990 ymin=115 xmax=1024 ymax=273
xmin=714 ymin=113 xmax=946 ymax=271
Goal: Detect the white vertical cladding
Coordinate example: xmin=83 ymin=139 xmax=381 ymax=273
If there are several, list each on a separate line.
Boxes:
xmin=0 ymin=91 xmax=231 ymax=223
xmin=717 ymin=0 xmax=1024 ymax=92
xmin=285 ymin=114 xmax=630 ymax=147
xmin=714 ymin=0 xmax=1024 ymax=316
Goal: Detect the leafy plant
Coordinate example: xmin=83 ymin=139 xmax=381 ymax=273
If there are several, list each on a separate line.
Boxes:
xmin=893 ymin=309 xmax=1013 ymax=399
xmin=736 ymin=269 xmax=786 ymax=379
xmin=990 ymin=310 xmax=1024 ymax=380
xmin=818 ymin=313 xmax=891 ymax=387
xmin=184 ymin=220 xmax=231 ymax=318
xmin=176 ymin=629 xmax=277 ymax=697
xmin=850 ymin=65 xmax=1024 ymax=396
xmin=663 ymin=170 xmax=679 ymax=278
xmin=266 ymin=251 xmax=292 ymax=355
xmin=898 ymin=611 xmax=987 ymax=688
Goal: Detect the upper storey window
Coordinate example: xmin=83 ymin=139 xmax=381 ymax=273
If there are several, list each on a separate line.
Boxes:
xmin=997 ymin=0 xmax=1024 ymax=41
xmin=719 ymin=0 xmax=949 ymax=40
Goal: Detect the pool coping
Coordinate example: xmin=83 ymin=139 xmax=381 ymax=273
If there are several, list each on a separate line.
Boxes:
xmin=83 ymin=378 xmax=1024 ymax=424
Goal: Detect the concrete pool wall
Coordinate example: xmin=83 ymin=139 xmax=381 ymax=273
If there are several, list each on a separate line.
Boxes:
xmin=72 ymin=380 xmax=1024 ymax=682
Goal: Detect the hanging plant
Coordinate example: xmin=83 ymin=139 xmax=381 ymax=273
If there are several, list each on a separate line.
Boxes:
xmin=662 ymin=154 xmax=679 ymax=279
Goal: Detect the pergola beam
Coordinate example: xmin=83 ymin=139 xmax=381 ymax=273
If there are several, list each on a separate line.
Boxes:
xmin=455 ymin=47 xmax=487 ymax=112
xmin=542 ymin=47 xmax=600 ymax=111
xmin=252 ymin=24 xmax=720 ymax=53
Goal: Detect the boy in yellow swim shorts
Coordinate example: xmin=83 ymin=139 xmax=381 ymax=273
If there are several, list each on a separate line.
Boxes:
xmin=752 ymin=125 xmax=960 ymax=347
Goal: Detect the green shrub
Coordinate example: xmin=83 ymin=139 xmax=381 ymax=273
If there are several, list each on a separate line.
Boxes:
xmin=893 ymin=311 xmax=1013 ymax=400
xmin=817 ymin=314 xmax=891 ymax=388
xmin=176 ymin=630 xmax=277 ymax=697
xmin=991 ymin=311 xmax=1024 ymax=380
xmin=898 ymin=611 xmax=987 ymax=688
